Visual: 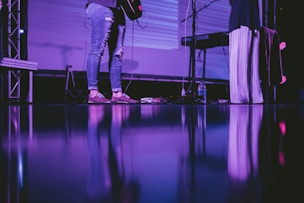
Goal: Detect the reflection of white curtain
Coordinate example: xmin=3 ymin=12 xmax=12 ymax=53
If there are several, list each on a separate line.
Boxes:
xmin=228 ymin=105 xmax=263 ymax=180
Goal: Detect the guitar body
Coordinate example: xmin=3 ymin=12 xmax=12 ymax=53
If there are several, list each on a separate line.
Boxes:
xmin=121 ymin=0 xmax=143 ymax=21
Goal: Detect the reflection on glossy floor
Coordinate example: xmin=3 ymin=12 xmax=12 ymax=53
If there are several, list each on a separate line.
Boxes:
xmin=1 ymin=103 xmax=303 ymax=203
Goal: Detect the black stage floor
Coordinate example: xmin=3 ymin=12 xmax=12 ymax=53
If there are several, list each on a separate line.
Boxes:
xmin=1 ymin=103 xmax=303 ymax=203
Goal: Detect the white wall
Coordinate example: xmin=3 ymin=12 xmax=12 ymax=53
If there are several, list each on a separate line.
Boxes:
xmin=28 ymin=0 xmax=230 ymax=81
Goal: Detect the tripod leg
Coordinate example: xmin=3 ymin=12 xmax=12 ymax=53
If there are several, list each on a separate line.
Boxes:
xmin=64 ymin=71 xmax=70 ymax=102
xmin=64 ymin=65 xmax=73 ymax=102
xmin=202 ymin=49 xmax=206 ymax=81
xmin=70 ymin=71 xmax=75 ymax=88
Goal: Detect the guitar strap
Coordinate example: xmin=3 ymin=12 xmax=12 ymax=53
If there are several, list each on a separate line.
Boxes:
xmin=120 ymin=0 xmax=143 ymax=21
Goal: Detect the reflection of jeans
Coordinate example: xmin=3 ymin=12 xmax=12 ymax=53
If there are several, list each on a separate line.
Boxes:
xmin=86 ymin=3 xmax=126 ymax=92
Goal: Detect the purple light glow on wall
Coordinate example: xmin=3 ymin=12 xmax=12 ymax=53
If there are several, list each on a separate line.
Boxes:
xmin=28 ymin=0 xmax=230 ymax=80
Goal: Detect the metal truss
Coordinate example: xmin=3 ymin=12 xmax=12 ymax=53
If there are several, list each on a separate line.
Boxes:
xmin=7 ymin=0 xmax=21 ymax=59
xmin=6 ymin=0 xmax=21 ymax=101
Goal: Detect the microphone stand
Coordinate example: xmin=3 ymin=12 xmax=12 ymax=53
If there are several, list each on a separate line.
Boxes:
xmin=190 ymin=0 xmax=197 ymax=100
xmin=180 ymin=0 xmax=220 ymax=102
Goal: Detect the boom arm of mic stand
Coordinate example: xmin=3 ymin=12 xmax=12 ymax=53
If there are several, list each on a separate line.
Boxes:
xmin=180 ymin=0 xmax=220 ymax=23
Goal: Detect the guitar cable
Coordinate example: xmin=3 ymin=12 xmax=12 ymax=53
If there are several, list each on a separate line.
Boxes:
xmin=124 ymin=10 xmax=148 ymax=94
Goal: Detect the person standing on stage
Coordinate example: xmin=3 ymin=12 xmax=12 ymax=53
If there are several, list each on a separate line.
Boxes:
xmin=85 ymin=0 xmax=138 ymax=103
xmin=228 ymin=0 xmax=264 ymax=104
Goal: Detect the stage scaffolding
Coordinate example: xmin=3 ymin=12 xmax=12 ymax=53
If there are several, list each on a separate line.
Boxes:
xmin=1 ymin=0 xmax=37 ymax=103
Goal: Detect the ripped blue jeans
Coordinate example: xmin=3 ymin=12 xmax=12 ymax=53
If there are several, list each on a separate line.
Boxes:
xmin=86 ymin=3 xmax=126 ymax=92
